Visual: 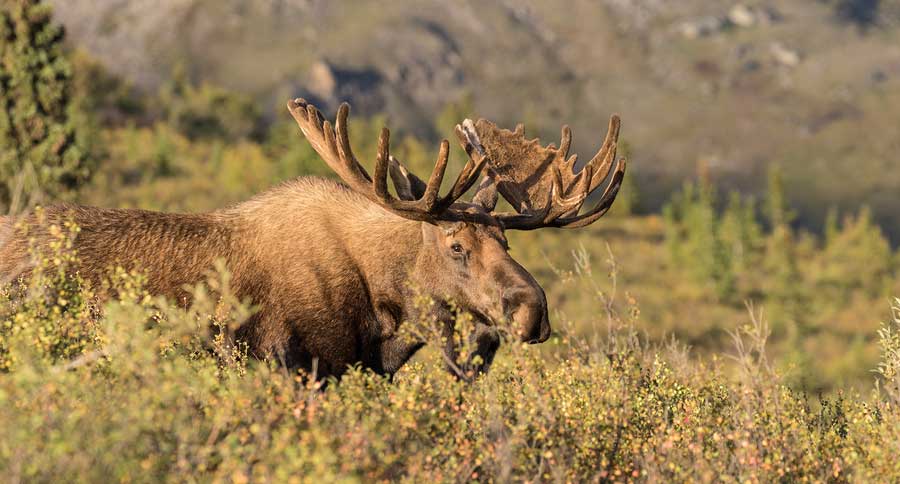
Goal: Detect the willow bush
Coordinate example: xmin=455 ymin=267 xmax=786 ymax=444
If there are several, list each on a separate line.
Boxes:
xmin=2 ymin=219 xmax=900 ymax=483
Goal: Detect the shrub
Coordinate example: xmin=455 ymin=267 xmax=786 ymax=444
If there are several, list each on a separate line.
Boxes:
xmin=3 ymin=228 xmax=900 ymax=482
xmin=819 ymin=207 xmax=893 ymax=299
xmin=875 ymin=299 xmax=900 ymax=404
xmin=0 ymin=0 xmax=95 ymax=208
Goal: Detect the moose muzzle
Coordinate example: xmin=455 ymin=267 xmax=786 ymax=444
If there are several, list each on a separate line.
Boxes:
xmin=502 ymin=284 xmax=551 ymax=344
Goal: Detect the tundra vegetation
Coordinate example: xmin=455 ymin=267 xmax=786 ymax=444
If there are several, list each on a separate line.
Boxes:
xmin=3 ymin=1 xmax=900 ymax=482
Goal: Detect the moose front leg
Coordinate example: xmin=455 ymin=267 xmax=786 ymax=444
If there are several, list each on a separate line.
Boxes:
xmin=438 ymin=315 xmax=501 ymax=380
xmin=375 ymin=335 xmax=425 ymax=376
xmin=405 ymin=302 xmax=502 ymax=380
xmin=373 ymin=300 xmax=403 ymax=339
xmin=467 ymin=322 xmax=501 ymax=374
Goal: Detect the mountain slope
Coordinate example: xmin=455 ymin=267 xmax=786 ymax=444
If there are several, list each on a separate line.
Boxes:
xmin=51 ymin=0 xmax=900 ymax=237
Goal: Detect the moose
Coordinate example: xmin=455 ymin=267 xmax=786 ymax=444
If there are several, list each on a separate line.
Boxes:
xmin=0 ymin=98 xmax=626 ymax=379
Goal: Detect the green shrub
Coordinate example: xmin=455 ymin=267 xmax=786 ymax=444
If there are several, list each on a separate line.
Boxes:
xmin=0 ymin=208 xmax=98 ymax=371
xmin=875 ymin=299 xmax=900 ymax=404
xmin=819 ymin=207 xmax=893 ymax=299
xmin=0 ymin=0 xmax=95 ymax=208
xmin=3 ymin=229 xmax=900 ymax=482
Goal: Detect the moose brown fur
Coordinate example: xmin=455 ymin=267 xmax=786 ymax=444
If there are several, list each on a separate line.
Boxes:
xmin=0 ymin=99 xmax=626 ymax=379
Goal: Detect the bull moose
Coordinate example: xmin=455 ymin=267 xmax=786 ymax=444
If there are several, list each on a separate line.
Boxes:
xmin=0 ymin=98 xmax=626 ymax=379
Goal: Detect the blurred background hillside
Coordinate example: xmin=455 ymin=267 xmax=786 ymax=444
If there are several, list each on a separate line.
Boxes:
xmin=4 ymin=0 xmax=900 ymax=392
xmin=50 ymin=0 xmax=900 ymax=238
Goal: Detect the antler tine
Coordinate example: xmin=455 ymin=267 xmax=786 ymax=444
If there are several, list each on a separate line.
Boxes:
xmin=422 ymin=140 xmax=450 ymax=211
xmin=542 ymin=167 xmax=581 ymax=221
xmin=499 ymin=158 xmax=625 ymax=230
xmin=492 ymin=186 xmax=555 ymax=228
xmin=500 ymin=163 xmax=592 ymax=229
xmin=549 ymin=157 xmax=627 ymax=228
xmin=493 ymin=114 xmax=626 ymax=230
xmin=288 ymin=99 xmax=373 ymax=197
xmin=322 ymin=120 xmax=339 ymax=160
xmin=372 ymin=129 xmax=451 ymax=220
xmin=558 ymin=125 xmax=572 ymax=161
xmin=583 ymin=115 xmax=620 ymax=191
xmin=388 ymin=155 xmax=427 ymax=201
xmin=376 ymin=137 xmax=450 ymax=215
xmin=449 ymin=122 xmax=490 ymax=196
xmin=553 ymin=163 xmax=594 ymax=219
xmin=373 ymin=127 xmax=393 ymax=201
xmin=335 ymin=103 xmax=373 ymax=183
xmin=472 ymin=171 xmax=499 ymax=210
xmin=289 ymin=98 xmax=484 ymax=223
xmin=441 ymin=158 xmax=487 ymax=210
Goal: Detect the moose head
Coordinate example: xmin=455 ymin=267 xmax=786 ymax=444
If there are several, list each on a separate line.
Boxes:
xmin=287 ymin=99 xmax=626 ymax=375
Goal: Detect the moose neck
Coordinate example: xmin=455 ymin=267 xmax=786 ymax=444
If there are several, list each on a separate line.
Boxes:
xmin=345 ymin=214 xmax=424 ymax=297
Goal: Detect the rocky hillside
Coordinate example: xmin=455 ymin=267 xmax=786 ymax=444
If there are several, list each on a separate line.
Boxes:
xmin=50 ymin=0 xmax=900 ymax=237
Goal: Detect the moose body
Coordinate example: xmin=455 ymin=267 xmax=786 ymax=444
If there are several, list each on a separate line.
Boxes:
xmin=0 ymin=179 xmax=516 ymax=377
xmin=0 ymin=99 xmax=627 ymax=379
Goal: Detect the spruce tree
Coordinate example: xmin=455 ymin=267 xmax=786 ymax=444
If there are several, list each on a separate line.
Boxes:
xmin=824 ymin=206 xmax=840 ymax=246
xmin=764 ymin=165 xmax=794 ymax=230
xmin=719 ymin=191 xmax=762 ymax=274
xmin=761 ymin=164 xmax=808 ymax=338
xmin=0 ymin=0 xmax=93 ymax=209
xmin=663 ymin=181 xmax=736 ymax=301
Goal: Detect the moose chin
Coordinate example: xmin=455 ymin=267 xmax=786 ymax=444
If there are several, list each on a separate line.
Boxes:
xmin=0 ymin=98 xmax=626 ymax=381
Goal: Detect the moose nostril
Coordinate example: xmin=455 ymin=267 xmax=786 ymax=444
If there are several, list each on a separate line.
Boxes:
xmin=538 ymin=319 xmax=551 ymax=343
xmin=500 ymin=292 xmax=516 ymax=313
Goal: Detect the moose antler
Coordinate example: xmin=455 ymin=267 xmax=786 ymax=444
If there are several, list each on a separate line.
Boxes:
xmin=287 ymin=99 xmax=488 ymax=222
xmin=460 ymin=116 xmax=627 ymax=230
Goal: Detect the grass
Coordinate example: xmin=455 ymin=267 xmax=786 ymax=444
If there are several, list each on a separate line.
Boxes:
xmin=2 ymin=223 xmax=900 ymax=482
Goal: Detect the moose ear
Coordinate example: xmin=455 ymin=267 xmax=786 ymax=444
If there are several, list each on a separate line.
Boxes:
xmin=472 ymin=173 xmax=499 ymax=211
xmin=421 ymin=221 xmax=464 ymax=244
xmin=388 ymin=155 xmax=427 ymax=201
xmin=421 ymin=221 xmax=440 ymax=244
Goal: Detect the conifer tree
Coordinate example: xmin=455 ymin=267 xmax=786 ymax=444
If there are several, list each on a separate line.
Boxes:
xmin=764 ymin=165 xmax=794 ymax=230
xmin=762 ymin=164 xmax=808 ymax=338
xmin=821 ymin=206 xmax=893 ymax=298
xmin=663 ymin=180 xmax=735 ymax=301
xmin=719 ymin=191 xmax=762 ymax=274
xmin=0 ymin=0 xmax=93 ymax=208
xmin=824 ymin=206 xmax=840 ymax=246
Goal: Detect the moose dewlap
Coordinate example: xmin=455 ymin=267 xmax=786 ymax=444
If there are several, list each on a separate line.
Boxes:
xmin=0 ymin=98 xmax=627 ymax=380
